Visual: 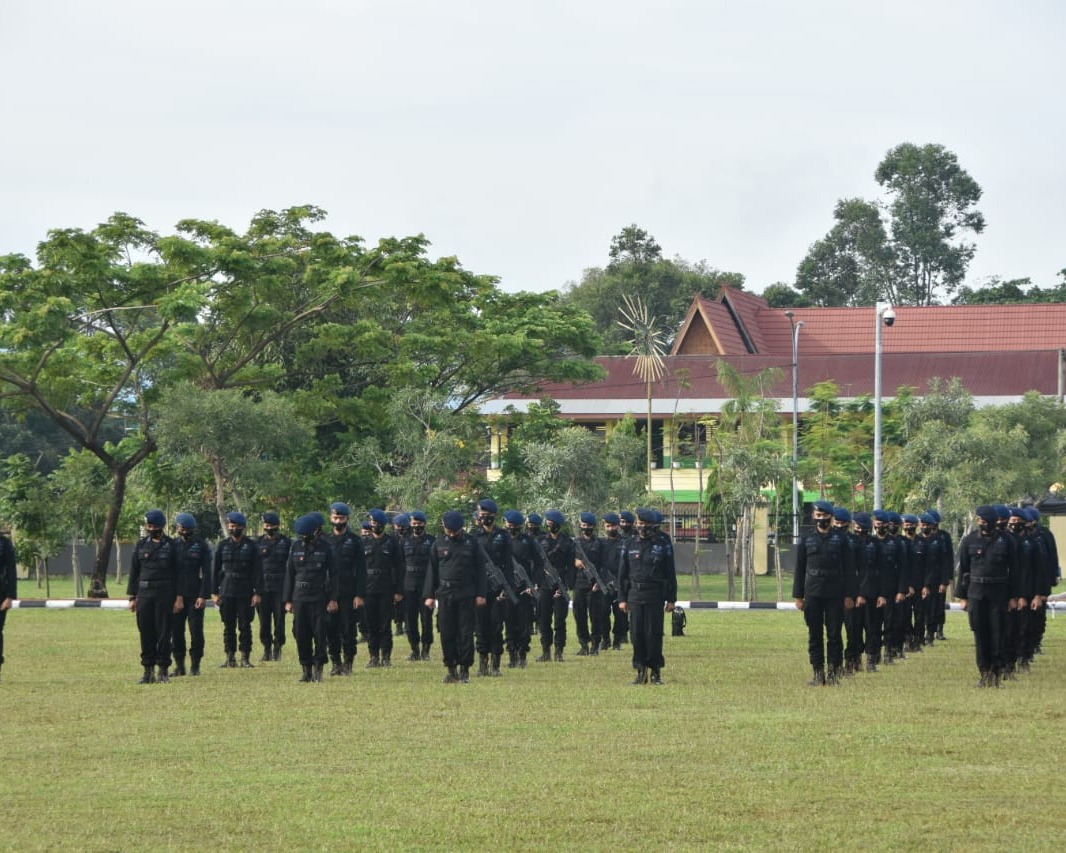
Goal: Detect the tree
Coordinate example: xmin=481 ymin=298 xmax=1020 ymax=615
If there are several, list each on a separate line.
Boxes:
xmin=875 ymin=142 xmax=985 ymax=306
xmin=618 ymin=294 xmax=667 ymax=494
xmin=761 ymin=283 xmax=812 ymax=309
xmin=608 ymin=224 xmax=662 ymax=266
xmin=951 ymin=270 xmax=1066 ymax=305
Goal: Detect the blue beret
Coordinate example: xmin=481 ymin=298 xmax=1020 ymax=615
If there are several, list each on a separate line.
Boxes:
xmin=918 ymin=512 xmax=935 ymax=525
xmin=261 ymin=511 xmax=280 ymax=525
xmin=885 ymin=512 xmax=900 ymax=525
xmin=310 ymin=512 xmax=326 ymax=527
xmin=175 ymin=512 xmax=197 ymax=529
xmin=832 ymin=507 xmax=851 ymax=523
xmin=853 ymin=512 xmax=872 ymax=529
xmin=226 ymin=511 xmax=247 ymax=526
xmin=360 ymin=521 xmax=371 ymax=530
xmin=975 ymin=505 xmax=998 ymax=523
xmin=410 ymin=510 xmax=427 ymax=523
xmin=442 ymin=510 xmax=465 ymax=532
xmin=993 ymin=504 xmax=1010 ymax=520
xmin=1024 ymin=507 xmax=1041 ymax=522
xmin=392 ymin=513 xmax=410 ymax=528
xmin=636 ymin=507 xmax=658 ymax=523
xmin=620 ymin=511 xmax=636 ymax=523
xmin=813 ymin=500 xmax=834 ymax=513
xmin=871 ymin=509 xmax=890 ymax=523
xmin=330 ymin=502 xmax=351 ymax=517
xmin=925 ymin=509 xmax=941 ymax=523
xmin=504 ymin=510 xmax=525 ymax=526
xmin=145 ymin=509 xmax=166 ymax=526
xmin=526 ymin=513 xmax=543 ymax=525
xmin=544 ymin=509 xmax=565 ymax=526
xmin=294 ymin=514 xmax=320 ymax=536
xmin=1008 ymin=506 xmax=1027 ymax=519
xmin=478 ymin=498 xmax=499 ymax=514
xmin=580 ymin=511 xmax=597 ymax=525
xmin=368 ymin=509 xmax=389 ymax=525
xmin=602 ymin=512 xmax=620 ymax=524
xmin=901 ymin=514 xmax=919 ymax=525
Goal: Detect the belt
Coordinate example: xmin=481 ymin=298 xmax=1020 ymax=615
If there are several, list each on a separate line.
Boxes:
xmin=633 ymin=581 xmax=662 ymax=590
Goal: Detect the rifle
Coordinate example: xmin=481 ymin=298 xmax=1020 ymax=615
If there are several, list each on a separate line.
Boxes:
xmin=531 ymin=536 xmax=571 ymax=605
xmin=476 ymin=541 xmax=519 ymax=605
xmin=573 ymin=537 xmax=616 ymax=597
xmin=510 ymin=556 xmax=537 ymax=600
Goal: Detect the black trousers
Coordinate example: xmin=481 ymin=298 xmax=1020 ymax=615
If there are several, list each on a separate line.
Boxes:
xmin=573 ymin=586 xmax=593 ymax=645
xmin=328 ymin=595 xmax=358 ymax=662
xmin=292 ymin=600 xmax=330 ymax=666
xmin=219 ymin=596 xmax=253 ymax=656
xmin=506 ymin=595 xmax=534 ymax=655
xmin=803 ymin=595 xmax=844 ymax=669
xmin=611 ymin=599 xmax=629 ymax=644
xmin=257 ymin=587 xmax=286 ymax=650
xmin=0 ymin=608 xmax=7 ymax=665
xmin=967 ymin=593 xmax=1007 ymax=674
xmin=844 ymin=602 xmax=865 ymax=662
xmin=864 ymin=601 xmax=884 ymax=657
xmin=137 ymin=592 xmax=173 ymax=668
xmin=437 ymin=594 xmax=476 ymax=668
xmin=537 ymin=587 xmax=568 ymax=650
xmin=171 ymin=600 xmax=205 ymax=663
xmin=628 ymin=599 xmax=665 ymax=670
xmin=475 ymin=593 xmax=506 ymax=655
xmin=363 ymin=592 xmax=394 ymax=658
xmin=404 ymin=591 xmax=434 ymax=650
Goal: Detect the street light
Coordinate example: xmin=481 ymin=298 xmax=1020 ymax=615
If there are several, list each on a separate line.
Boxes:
xmin=873 ymin=302 xmax=896 ymax=510
xmin=786 ymin=311 xmax=804 ymax=544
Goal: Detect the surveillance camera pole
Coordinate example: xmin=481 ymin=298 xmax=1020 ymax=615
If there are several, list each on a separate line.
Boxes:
xmin=873 ymin=302 xmax=893 ymax=510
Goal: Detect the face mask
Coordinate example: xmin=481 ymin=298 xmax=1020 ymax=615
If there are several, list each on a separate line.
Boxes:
xmin=178 ymin=528 xmax=193 ymax=539
xmin=507 ymin=526 xmax=522 ymax=538
xmin=264 ymin=526 xmax=279 ymax=537
xmin=411 ymin=524 xmax=425 ymax=536
xmin=302 ymin=533 xmax=317 ymax=544
xmin=228 ymin=525 xmax=245 ymax=538
xmin=638 ymin=524 xmax=654 ymax=539
xmin=333 ymin=521 xmax=347 ymax=531
xmin=546 ymin=522 xmax=560 ymax=534
xmin=481 ymin=515 xmax=496 ymax=527
xmin=874 ymin=526 xmax=887 ymax=538
xmin=371 ymin=523 xmax=385 ymax=535
xmin=606 ymin=528 xmax=619 ymax=538
xmin=1009 ymin=521 xmax=1024 ymax=533
xmin=580 ymin=526 xmax=595 ymax=537
xmin=816 ymin=518 xmax=831 ymax=530
xmin=148 ymin=527 xmax=163 ymax=540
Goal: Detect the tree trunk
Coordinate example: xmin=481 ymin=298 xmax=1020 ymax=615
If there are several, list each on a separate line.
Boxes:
xmin=114 ymin=536 xmax=123 ymax=584
xmin=725 ymin=509 xmax=735 ymax=601
xmin=89 ymin=466 xmax=129 ymax=598
xmin=72 ymin=537 xmax=84 ymax=598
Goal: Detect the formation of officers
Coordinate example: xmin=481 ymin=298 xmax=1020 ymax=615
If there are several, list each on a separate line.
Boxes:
xmin=126 ymin=500 xmax=678 ymax=687
xmin=792 ymin=501 xmax=1059 ymax=688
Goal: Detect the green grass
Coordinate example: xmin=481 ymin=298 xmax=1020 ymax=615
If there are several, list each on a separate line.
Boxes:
xmin=2 ymin=604 xmax=1064 ymax=850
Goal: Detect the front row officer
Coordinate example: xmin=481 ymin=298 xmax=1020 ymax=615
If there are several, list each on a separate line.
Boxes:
xmin=128 ymin=509 xmax=181 ymax=684
xmin=284 ymin=513 xmax=338 ymax=683
xmin=618 ymin=508 xmax=677 ymax=685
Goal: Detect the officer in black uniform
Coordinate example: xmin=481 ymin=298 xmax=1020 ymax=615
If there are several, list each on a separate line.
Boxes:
xmin=597 ymin=512 xmax=623 ymax=652
xmin=171 ymin=512 xmax=210 ymax=676
xmin=610 ymin=510 xmax=636 ymax=649
xmin=212 ymin=511 xmax=263 ymax=669
xmin=915 ymin=512 xmax=946 ymax=648
xmin=792 ymin=500 xmax=855 ymax=686
xmin=1026 ymin=506 xmax=1056 ymax=659
xmin=834 ymin=508 xmax=864 ymax=675
xmin=0 ymin=523 xmax=19 ymax=681
xmin=618 ymin=507 xmax=678 ymax=685
xmin=872 ymin=509 xmax=908 ymax=665
xmin=926 ymin=509 xmax=953 ymax=640
xmin=401 ymin=511 xmax=435 ymax=661
xmin=573 ymin=511 xmax=606 ymax=657
xmin=127 ymin=509 xmax=181 ymax=684
xmin=957 ymin=505 xmax=1019 ymax=687
xmin=474 ymin=498 xmax=513 ymax=677
xmin=326 ymin=501 xmax=364 ymax=675
xmin=504 ymin=510 xmax=539 ymax=668
xmin=536 ymin=509 xmax=574 ymax=662
xmin=423 ymin=511 xmax=487 ymax=683
xmin=391 ymin=514 xmax=410 ymax=638
xmin=358 ymin=508 xmax=404 ymax=668
xmin=284 ymin=513 xmax=338 ymax=683
xmin=256 ymin=511 xmax=291 ymax=662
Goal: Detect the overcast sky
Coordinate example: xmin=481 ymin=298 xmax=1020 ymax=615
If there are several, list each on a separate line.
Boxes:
xmin=2 ymin=1 xmax=1063 ymax=297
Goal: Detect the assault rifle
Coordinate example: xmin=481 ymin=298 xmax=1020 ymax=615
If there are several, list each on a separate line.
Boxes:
xmin=573 ymin=537 xmax=616 ymax=597
xmin=510 ymin=556 xmax=537 ymax=600
xmin=531 ymin=537 xmax=571 ymax=605
xmin=476 ymin=541 xmax=519 ymax=605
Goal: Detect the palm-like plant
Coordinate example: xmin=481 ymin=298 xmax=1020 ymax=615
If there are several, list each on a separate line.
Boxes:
xmin=618 ymin=294 xmax=667 ymax=493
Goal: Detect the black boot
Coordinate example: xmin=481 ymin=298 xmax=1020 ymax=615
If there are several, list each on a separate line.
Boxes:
xmin=407 ymin=643 xmax=421 ymax=663
xmin=173 ymin=657 xmax=187 ymax=677
xmin=421 ymin=644 xmax=431 ymax=661
xmin=936 ymin=628 xmax=946 ymax=641
xmin=300 ymin=664 xmax=313 ymax=683
xmin=477 ymin=653 xmax=489 ymax=677
xmin=273 ymin=644 xmax=282 ymax=662
xmin=490 ymin=653 xmax=501 ymax=676
xmin=330 ymin=659 xmax=344 ymax=676
xmin=507 ymin=650 xmax=518 ymax=669
xmin=554 ymin=646 xmax=564 ymax=662
xmin=366 ymin=653 xmax=381 ymax=669
xmin=260 ymin=645 xmax=272 ymax=662
xmin=381 ymin=653 xmax=392 ymax=668
xmin=459 ymin=665 xmax=470 ymax=683
xmin=443 ymin=665 xmax=460 ymax=684
xmin=827 ymin=665 xmax=842 ymax=686
xmin=808 ymin=667 xmax=826 ymax=687
xmin=649 ymin=668 xmax=663 ymax=685
xmin=866 ymin=654 xmax=878 ymax=673
xmin=220 ymin=652 xmax=237 ymax=668
xmin=137 ymin=666 xmax=155 ymax=684
xmin=239 ymin=654 xmax=254 ymax=668
xmin=631 ymin=666 xmax=648 ymax=685
xmin=577 ymin=642 xmax=589 ymax=657
xmin=519 ymin=651 xmax=528 ymax=669
xmin=312 ymin=664 xmax=324 ymax=682
xmin=190 ymin=659 xmax=201 ymax=676
xmin=342 ymin=654 xmax=354 ymax=675
xmin=589 ymin=640 xmax=599 ymax=657
xmin=156 ymin=665 xmax=170 ymax=684
xmin=535 ymin=645 xmax=551 ymax=663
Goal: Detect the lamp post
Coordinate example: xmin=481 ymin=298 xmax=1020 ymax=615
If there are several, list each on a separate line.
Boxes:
xmin=873 ymin=302 xmax=895 ymax=510
xmin=786 ymin=311 xmax=804 ymax=544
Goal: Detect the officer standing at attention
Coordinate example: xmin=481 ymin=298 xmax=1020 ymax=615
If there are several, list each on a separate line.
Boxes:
xmin=256 ymin=511 xmax=292 ymax=662
xmin=504 ymin=510 xmax=538 ymax=668
xmin=598 ymin=512 xmax=624 ymax=652
xmin=128 ymin=510 xmax=182 ymax=684
xmin=792 ymin=500 xmax=855 ymax=686
xmin=285 ymin=513 xmax=338 ymax=683
xmin=326 ymin=501 xmax=364 ymax=675
xmin=573 ymin=511 xmax=606 ymax=657
xmin=536 ymin=509 xmax=575 ymax=662
xmin=423 ymin=511 xmax=487 ymax=684
xmin=618 ymin=507 xmax=677 ymax=685
xmin=213 ymin=511 xmax=263 ymax=669
xmin=0 ymin=523 xmax=16 ymax=682
xmin=401 ymin=511 xmax=435 ymax=661
xmin=358 ymin=509 xmax=404 ymax=668
xmin=171 ymin=513 xmax=210 ymax=676
xmin=474 ymin=498 xmax=512 ymax=677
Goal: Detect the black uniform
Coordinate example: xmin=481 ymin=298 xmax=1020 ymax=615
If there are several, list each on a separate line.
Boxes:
xmin=128 ymin=532 xmax=181 ymax=673
xmin=474 ymin=523 xmax=512 ymax=670
xmin=213 ymin=535 xmax=263 ymax=664
xmin=957 ymin=524 xmax=1018 ymax=684
xmin=508 ymin=531 xmax=541 ymax=664
xmin=873 ymin=532 xmax=908 ymax=662
xmin=841 ymin=526 xmax=866 ymax=672
xmin=257 ymin=530 xmax=292 ymax=659
xmin=172 ymin=533 xmax=211 ymax=673
xmin=359 ymin=531 xmax=404 ymax=665
xmin=284 ymin=534 xmax=337 ymax=673
xmin=608 ymin=527 xmax=632 ymax=648
xmin=326 ymin=527 xmax=364 ymax=672
xmin=792 ymin=524 xmax=855 ymax=681
xmin=0 ymin=533 xmax=18 ymax=675
xmin=423 ymin=530 xmax=487 ymax=679
xmin=536 ymin=531 xmax=575 ymax=659
xmin=402 ymin=529 xmax=436 ymax=659
xmin=573 ymin=533 xmax=608 ymax=655
xmin=619 ymin=529 xmax=678 ymax=681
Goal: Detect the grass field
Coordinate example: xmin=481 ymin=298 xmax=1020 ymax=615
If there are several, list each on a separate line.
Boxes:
xmin=1 ymin=592 xmax=1064 ymax=851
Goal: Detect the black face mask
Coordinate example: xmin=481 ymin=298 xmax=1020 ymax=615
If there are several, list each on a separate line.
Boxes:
xmin=148 ymin=527 xmax=163 ymax=540
xmin=178 ymin=528 xmax=193 ymax=540
xmin=546 ymin=522 xmax=560 ymax=534
xmin=480 ymin=515 xmax=496 ymax=528
xmin=302 ymin=532 xmax=318 ymax=544
xmin=580 ymin=526 xmax=595 ymax=538
xmin=507 ymin=525 xmax=522 ymax=538
xmin=411 ymin=525 xmax=425 ymax=536
xmin=606 ymin=528 xmax=619 ymax=539
xmin=333 ymin=521 xmax=347 ymax=531
xmin=371 ymin=523 xmax=385 ymax=536
xmin=264 ymin=526 xmax=279 ymax=538
xmin=638 ymin=524 xmax=654 ymax=539
xmin=815 ymin=518 xmax=831 ymax=530
xmin=1009 ymin=521 xmax=1024 ymax=534
xmin=978 ymin=521 xmax=993 ymax=534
